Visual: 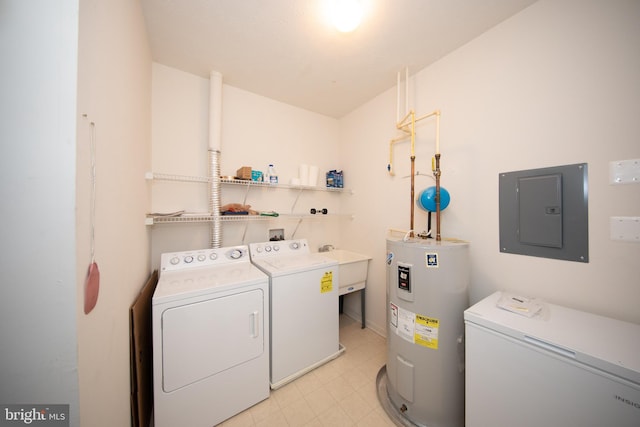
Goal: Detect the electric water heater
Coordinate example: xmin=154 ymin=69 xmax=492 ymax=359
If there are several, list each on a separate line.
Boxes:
xmin=381 ymin=237 xmax=469 ymax=427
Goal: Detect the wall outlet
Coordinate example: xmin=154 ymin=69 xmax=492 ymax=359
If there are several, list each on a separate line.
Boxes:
xmin=610 ymin=217 xmax=640 ymax=242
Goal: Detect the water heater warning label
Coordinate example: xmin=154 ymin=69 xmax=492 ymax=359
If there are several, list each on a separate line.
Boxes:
xmin=320 ymin=271 xmax=333 ymax=293
xmin=390 ymin=303 xmax=398 ymax=328
xmin=395 ymin=306 xmax=415 ymax=342
xmin=390 ymin=303 xmax=440 ymax=350
xmin=415 ymin=314 xmax=439 ymax=349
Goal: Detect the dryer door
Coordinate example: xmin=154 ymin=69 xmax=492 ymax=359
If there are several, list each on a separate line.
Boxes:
xmin=161 ymin=288 xmax=265 ymax=392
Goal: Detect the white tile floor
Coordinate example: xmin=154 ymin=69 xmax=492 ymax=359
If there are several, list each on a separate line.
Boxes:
xmin=218 ymin=315 xmax=396 ymax=427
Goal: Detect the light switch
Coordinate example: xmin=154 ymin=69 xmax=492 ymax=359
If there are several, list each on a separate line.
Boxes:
xmin=610 ymin=217 xmax=640 ymax=242
xmin=609 ymin=159 xmax=640 ymax=185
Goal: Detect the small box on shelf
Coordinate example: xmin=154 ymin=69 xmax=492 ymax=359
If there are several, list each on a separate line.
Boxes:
xmin=251 ymin=170 xmax=263 ymax=182
xmin=236 ymin=166 xmax=252 ymax=180
xmin=326 ymin=170 xmax=343 ymax=188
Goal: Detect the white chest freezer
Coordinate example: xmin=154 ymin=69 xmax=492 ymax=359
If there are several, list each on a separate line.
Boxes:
xmin=465 ymin=291 xmax=640 ymax=427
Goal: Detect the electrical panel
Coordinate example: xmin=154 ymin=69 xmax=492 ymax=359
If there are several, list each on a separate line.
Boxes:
xmin=499 ymin=163 xmax=588 ymax=263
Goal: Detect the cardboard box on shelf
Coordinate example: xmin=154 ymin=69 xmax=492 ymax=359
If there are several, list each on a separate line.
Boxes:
xmin=236 ymin=166 xmax=252 ymax=180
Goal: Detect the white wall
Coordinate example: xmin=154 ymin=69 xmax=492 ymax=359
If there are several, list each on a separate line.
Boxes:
xmin=149 ymin=0 xmax=640 ymax=338
xmin=0 ymin=0 xmax=80 ymax=424
xmin=150 ymin=63 xmax=343 ymax=269
xmin=342 ymin=0 xmax=640 ymax=333
xmin=76 ymin=1 xmax=152 ymax=426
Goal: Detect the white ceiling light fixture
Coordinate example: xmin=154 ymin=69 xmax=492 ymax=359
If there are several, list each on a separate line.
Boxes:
xmin=327 ymin=0 xmax=364 ymax=33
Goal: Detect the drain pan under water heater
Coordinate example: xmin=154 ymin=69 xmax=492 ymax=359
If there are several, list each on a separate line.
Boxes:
xmin=379 ymin=237 xmax=469 ymax=427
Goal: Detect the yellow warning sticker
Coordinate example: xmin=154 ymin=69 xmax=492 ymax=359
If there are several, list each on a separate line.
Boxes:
xmin=414 ymin=314 xmax=439 ymax=349
xmin=320 ymin=271 xmax=333 ymax=293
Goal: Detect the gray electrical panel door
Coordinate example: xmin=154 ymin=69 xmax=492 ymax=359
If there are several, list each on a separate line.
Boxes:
xmin=499 ymin=163 xmax=588 ymax=263
xmin=518 ymin=174 xmax=562 ymax=248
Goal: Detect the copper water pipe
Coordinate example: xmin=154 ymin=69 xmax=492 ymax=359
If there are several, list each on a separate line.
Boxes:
xmin=434 ymin=153 xmax=442 ymax=241
xmin=392 ymin=69 xmax=443 ymax=240
xmin=409 ymin=111 xmax=416 ymax=237
xmin=390 ymin=109 xmax=442 ymax=239
xmin=410 ymin=154 xmax=415 ymax=237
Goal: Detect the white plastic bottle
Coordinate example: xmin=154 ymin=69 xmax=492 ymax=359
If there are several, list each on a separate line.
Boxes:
xmin=267 ymin=164 xmax=278 ymax=184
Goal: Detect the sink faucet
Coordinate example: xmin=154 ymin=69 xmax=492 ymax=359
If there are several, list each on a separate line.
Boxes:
xmin=319 ymin=244 xmax=335 ymax=252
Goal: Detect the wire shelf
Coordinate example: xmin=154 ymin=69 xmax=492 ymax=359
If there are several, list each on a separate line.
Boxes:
xmin=145 ymin=171 xmax=351 ymax=226
xmin=145 ymin=212 xmax=352 ymax=225
xmin=220 ymin=177 xmax=347 ymax=193
xmin=146 ymin=171 xmax=348 ymax=192
xmin=145 ymin=172 xmax=209 ymax=183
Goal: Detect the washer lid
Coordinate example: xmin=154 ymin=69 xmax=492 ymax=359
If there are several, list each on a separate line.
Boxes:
xmin=252 ymin=253 xmax=337 ymax=276
xmin=153 ymin=262 xmax=268 ymax=305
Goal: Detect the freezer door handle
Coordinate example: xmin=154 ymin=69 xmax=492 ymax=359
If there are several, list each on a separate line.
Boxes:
xmin=524 ymin=335 xmax=576 ymax=358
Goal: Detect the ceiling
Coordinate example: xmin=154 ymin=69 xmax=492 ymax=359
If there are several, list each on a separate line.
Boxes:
xmin=141 ymin=0 xmax=537 ymax=118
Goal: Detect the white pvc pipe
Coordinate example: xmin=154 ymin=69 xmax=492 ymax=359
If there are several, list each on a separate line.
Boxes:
xmin=396 ymin=71 xmax=400 ymax=123
xmin=209 ymin=71 xmax=223 ymax=151
xmin=436 ymin=111 xmax=440 ymax=154
xmin=405 ymin=67 xmax=409 ymax=116
xmin=208 ymin=71 xmax=223 ymax=248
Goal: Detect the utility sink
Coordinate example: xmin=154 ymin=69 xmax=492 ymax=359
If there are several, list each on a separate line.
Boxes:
xmin=321 ymin=250 xmax=371 ymax=296
xmin=322 ymin=249 xmax=371 ymax=329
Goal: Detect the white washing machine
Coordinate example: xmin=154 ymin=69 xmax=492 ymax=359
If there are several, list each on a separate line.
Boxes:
xmin=249 ymin=239 xmax=343 ymax=389
xmin=152 ymin=245 xmax=269 ymax=427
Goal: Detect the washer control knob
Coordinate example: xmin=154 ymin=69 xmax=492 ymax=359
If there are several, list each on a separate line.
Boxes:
xmin=255 ymin=247 xmax=263 ymax=253
xmin=290 ymin=241 xmax=299 ymax=250
xmin=184 ymin=255 xmax=194 ymax=263
xmin=197 ymin=254 xmax=206 ymax=262
xmin=265 ymin=246 xmax=272 ymax=252
xmin=170 ymin=256 xmax=180 ymax=265
xmin=273 ymin=245 xmax=280 ymax=251
xmin=209 ymin=252 xmax=218 ymax=261
xmin=230 ymin=249 xmax=242 ymax=259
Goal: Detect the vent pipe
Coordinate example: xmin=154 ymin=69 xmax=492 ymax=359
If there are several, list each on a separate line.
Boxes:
xmin=209 ymin=71 xmax=223 ymax=248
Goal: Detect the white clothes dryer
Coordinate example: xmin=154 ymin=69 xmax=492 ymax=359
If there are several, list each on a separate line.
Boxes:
xmin=152 ymin=246 xmax=269 ymax=427
xmin=249 ymin=239 xmax=343 ymax=389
